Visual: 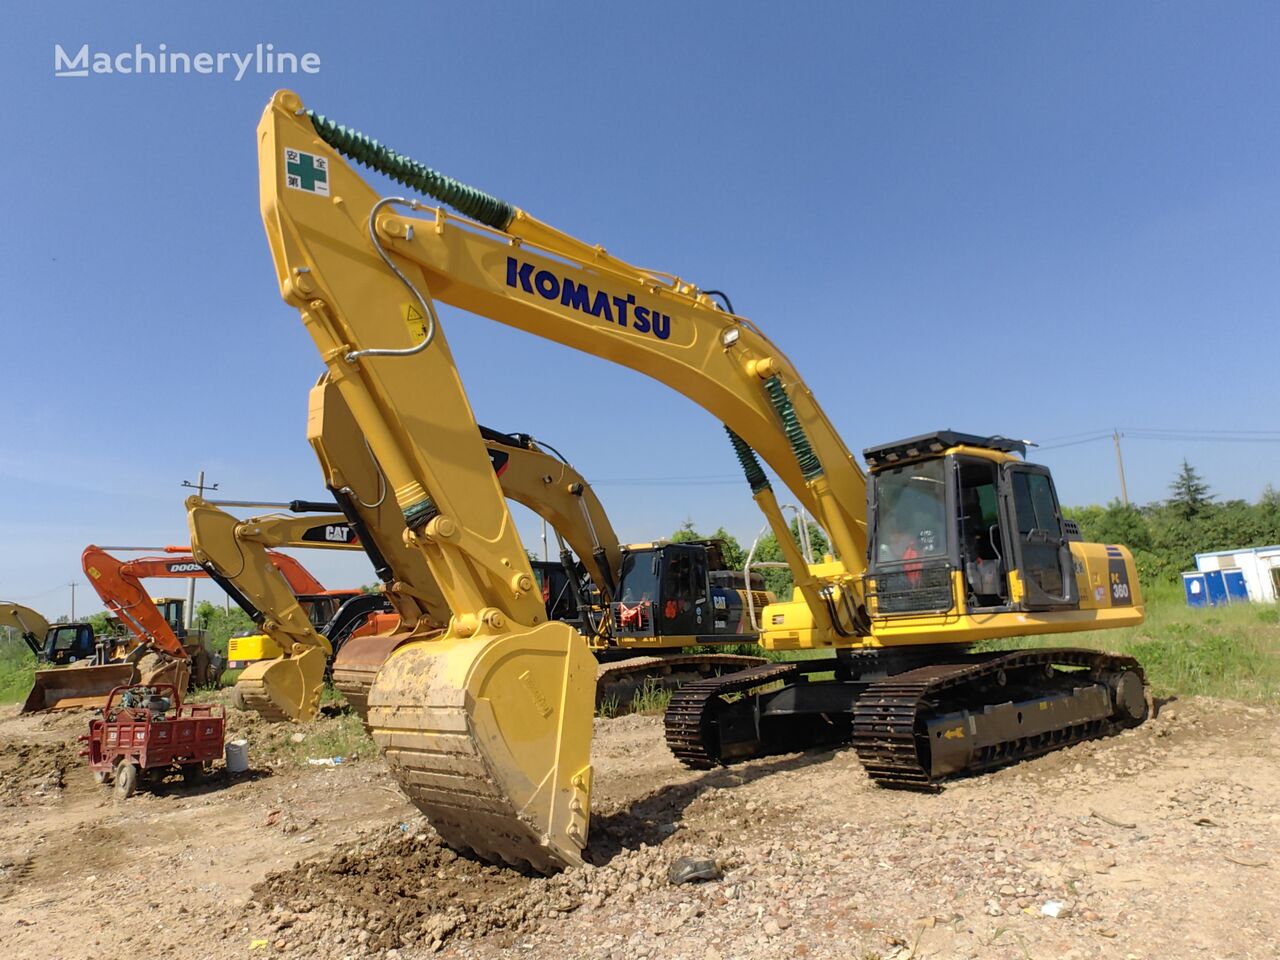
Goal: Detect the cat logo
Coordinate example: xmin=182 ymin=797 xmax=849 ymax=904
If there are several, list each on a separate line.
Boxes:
xmin=942 ymin=726 xmax=966 ymax=740
xmin=301 ymin=523 xmax=357 ymax=545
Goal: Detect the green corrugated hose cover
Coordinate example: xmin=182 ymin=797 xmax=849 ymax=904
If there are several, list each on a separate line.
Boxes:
xmin=307 ymin=112 xmax=514 ymax=230
xmin=725 ymin=427 xmax=771 ymax=495
xmin=763 ymin=376 xmax=823 ymax=480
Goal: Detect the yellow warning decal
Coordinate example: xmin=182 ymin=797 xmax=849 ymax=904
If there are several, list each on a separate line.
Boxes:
xmin=402 ymin=303 xmax=427 ymax=344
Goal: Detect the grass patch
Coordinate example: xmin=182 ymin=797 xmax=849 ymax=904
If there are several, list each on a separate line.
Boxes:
xmin=0 ymin=640 xmax=35 ymax=706
xmin=980 ymin=583 xmax=1280 ymax=703
xmin=248 ymin=710 xmax=375 ymax=766
xmin=598 ymin=677 xmax=673 ymax=718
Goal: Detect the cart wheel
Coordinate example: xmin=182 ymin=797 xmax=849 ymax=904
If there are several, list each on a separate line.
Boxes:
xmin=93 ymin=770 xmax=111 ymax=786
xmin=114 ymin=762 xmax=138 ymax=800
xmin=181 ymin=762 xmax=205 ymax=786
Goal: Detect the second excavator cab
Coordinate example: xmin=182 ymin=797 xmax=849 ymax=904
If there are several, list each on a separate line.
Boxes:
xmin=612 ymin=540 xmax=771 ymax=642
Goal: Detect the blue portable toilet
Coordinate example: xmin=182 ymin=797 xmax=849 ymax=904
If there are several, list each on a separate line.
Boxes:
xmin=1183 ymin=572 xmax=1208 ymax=608
xmin=1223 ymin=569 xmax=1250 ymax=603
xmin=1203 ymin=569 xmax=1229 ymax=607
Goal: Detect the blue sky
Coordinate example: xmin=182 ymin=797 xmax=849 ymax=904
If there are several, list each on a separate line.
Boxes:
xmin=2 ymin=2 xmax=1277 ymax=619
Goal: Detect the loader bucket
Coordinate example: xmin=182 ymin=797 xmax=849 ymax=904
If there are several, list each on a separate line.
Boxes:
xmin=20 ymin=663 xmax=137 ymax=713
xmin=234 ymin=647 xmax=328 ymax=722
xmin=368 ymin=620 xmax=596 ymax=874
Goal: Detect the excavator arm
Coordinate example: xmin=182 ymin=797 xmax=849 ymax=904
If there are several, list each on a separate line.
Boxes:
xmin=186 ymin=501 xmax=364 ymax=721
xmin=0 ymin=602 xmax=52 ymax=657
xmin=82 ymin=546 xmax=194 ymax=660
xmin=259 ymin=92 xmax=866 ymax=650
xmin=262 ymin=94 xmax=606 ymax=871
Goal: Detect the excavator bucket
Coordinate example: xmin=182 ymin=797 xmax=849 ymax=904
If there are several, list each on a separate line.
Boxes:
xmin=20 ymin=663 xmax=137 ymax=713
xmin=234 ymin=647 xmax=328 ymax=722
xmin=369 ymin=620 xmax=596 ymax=874
xmin=330 ymin=632 xmax=408 ymax=721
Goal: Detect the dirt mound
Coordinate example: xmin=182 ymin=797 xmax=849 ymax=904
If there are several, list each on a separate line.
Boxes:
xmin=252 ymin=824 xmax=539 ymax=952
xmin=0 ymin=740 xmax=76 ymax=805
xmin=250 ymin=817 xmax=707 ymax=954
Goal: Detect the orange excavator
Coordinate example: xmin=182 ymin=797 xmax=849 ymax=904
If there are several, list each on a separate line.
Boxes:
xmin=80 ymin=545 xmax=220 ymax=691
xmin=15 ymin=549 xmax=218 ymax=712
xmin=75 ymin=545 xmax=354 ymax=697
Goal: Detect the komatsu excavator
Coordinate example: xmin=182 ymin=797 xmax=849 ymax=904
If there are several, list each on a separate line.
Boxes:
xmin=256 ymin=92 xmax=1147 ymax=872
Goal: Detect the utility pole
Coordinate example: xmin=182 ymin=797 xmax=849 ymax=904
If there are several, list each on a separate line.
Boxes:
xmin=69 ymin=582 xmax=78 ymax=620
xmin=1112 ymin=429 xmax=1130 ymax=506
xmin=180 ymin=470 xmax=219 ymax=628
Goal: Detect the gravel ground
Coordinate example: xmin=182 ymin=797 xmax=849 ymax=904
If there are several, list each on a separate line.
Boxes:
xmin=2 ymin=697 xmax=1277 ymax=959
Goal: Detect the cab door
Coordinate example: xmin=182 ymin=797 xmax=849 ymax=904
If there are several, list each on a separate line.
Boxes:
xmin=1000 ymin=465 xmax=1078 ymax=609
xmin=658 ymin=545 xmax=710 ymax=637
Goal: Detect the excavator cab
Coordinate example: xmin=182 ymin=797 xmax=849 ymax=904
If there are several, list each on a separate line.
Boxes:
xmin=39 ymin=623 xmax=101 ymax=665
xmin=864 ymin=431 xmax=1095 ymax=618
xmin=612 ymin=541 xmax=769 ymax=642
xmin=153 ymin=598 xmax=188 ymax=637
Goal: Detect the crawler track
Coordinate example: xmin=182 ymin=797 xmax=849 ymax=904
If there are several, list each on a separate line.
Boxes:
xmin=852 ymin=648 xmax=1146 ymax=789
xmin=663 ymin=648 xmax=1148 ymax=787
xmin=664 ymin=661 xmax=800 ymax=768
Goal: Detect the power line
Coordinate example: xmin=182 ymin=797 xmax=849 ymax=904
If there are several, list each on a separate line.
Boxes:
xmin=1118 ymin=426 xmax=1280 ymax=436
xmin=1037 ymin=434 xmax=1113 ymax=451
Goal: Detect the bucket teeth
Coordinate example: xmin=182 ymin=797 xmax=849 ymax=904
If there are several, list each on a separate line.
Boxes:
xmin=233 ymin=648 xmax=327 ymax=722
xmin=234 ymin=676 xmax=295 ymax=723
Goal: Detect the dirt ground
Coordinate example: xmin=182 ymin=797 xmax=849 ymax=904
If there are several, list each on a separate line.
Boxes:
xmin=1 ymin=696 xmax=1276 ymax=960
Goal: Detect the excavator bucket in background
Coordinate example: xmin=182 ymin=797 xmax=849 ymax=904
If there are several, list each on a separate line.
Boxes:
xmin=330 ymin=631 xmax=406 ymax=720
xmin=20 ymin=663 xmax=137 ymax=713
xmin=235 ymin=647 xmax=328 ymax=723
xmin=368 ymin=621 xmax=597 ymax=874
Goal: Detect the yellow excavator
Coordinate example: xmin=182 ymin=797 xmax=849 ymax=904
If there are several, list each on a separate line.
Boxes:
xmin=256 ymin=91 xmax=1146 ymax=871
xmin=0 ymin=602 xmax=137 ymax=711
xmin=185 ymin=501 xmax=383 ymax=720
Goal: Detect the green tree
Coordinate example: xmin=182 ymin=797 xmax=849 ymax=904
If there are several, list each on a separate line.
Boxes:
xmin=1168 ymin=459 xmax=1213 ymax=519
xmin=750 ymin=518 xmax=830 ymax=599
xmin=669 ymin=521 xmax=747 ymax=570
xmin=193 ymin=601 xmax=256 ymax=655
xmin=84 ymin=611 xmax=113 ymax=635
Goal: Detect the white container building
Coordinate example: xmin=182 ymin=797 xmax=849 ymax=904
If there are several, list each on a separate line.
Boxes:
xmin=1194 ymin=546 xmax=1280 ymax=604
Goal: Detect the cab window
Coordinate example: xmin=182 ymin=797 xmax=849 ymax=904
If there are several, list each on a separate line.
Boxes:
xmin=874 ymin=458 xmax=949 ymax=563
xmin=51 ymin=627 xmax=79 ymax=653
